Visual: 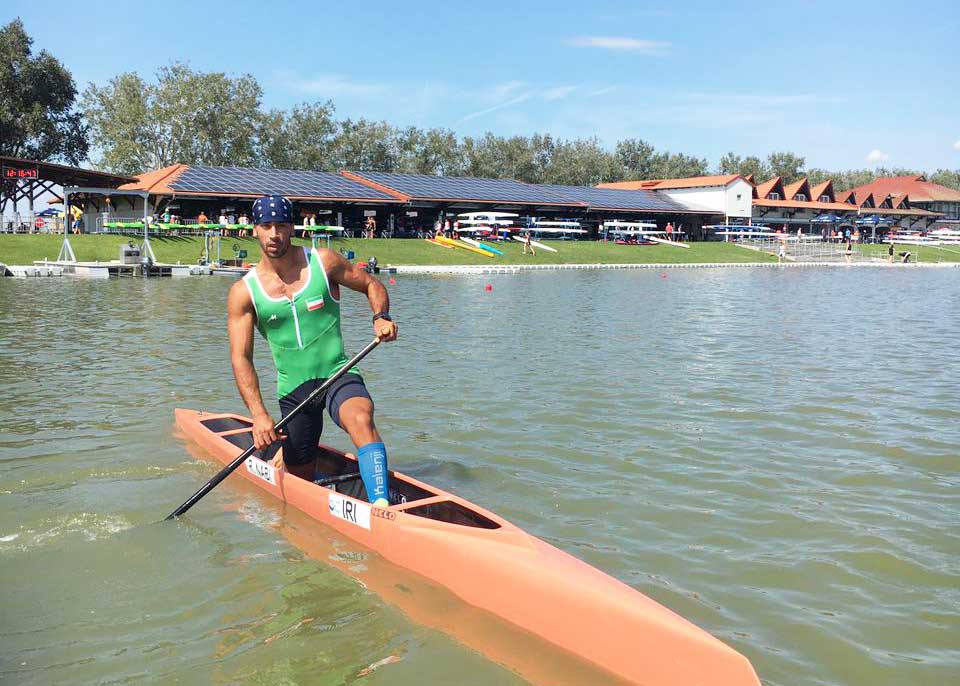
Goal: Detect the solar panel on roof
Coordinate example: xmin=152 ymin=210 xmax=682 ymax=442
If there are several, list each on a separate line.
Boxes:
xmin=355 ymin=171 xmax=582 ymax=205
xmin=170 ymin=165 xmax=398 ymax=201
xmin=535 ymin=184 xmax=691 ymax=211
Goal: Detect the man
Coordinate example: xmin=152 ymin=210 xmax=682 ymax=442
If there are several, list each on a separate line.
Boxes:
xmin=227 ymin=195 xmax=398 ymax=506
xmin=523 ymin=231 xmax=536 ymax=255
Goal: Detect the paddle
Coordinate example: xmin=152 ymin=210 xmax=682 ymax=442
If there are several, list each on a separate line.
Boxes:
xmin=165 ymin=337 xmax=381 ymax=520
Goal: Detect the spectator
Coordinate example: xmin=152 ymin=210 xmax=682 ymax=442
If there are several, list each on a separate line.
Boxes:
xmin=197 ymin=210 xmax=209 ymax=224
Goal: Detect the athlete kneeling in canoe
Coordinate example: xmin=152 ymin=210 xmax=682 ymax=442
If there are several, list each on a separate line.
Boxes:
xmin=227 ymin=195 xmax=398 ymax=506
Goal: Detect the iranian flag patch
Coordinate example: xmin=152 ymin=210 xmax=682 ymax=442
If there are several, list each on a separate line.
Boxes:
xmin=306 ymin=296 xmax=324 ymax=311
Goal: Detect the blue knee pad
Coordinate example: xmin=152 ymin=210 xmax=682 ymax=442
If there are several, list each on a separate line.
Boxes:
xmin=357 ymin=442 xmax=388 ymax=504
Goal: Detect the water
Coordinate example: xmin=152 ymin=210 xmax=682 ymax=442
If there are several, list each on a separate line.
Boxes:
xmin=1 ymin=267 xmax=958 ymax=686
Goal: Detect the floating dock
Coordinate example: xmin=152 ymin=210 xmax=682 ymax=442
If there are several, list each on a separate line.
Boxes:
xmin=32 ymin=259 xmax=210 ymax=278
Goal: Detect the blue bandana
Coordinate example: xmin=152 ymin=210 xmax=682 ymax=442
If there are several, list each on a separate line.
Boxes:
xmin=252 ymin=195 xmax=294 ymax=225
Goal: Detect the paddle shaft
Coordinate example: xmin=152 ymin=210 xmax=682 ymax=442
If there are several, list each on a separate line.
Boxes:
xmin=165 ymin=337 xmax=381 ymax=520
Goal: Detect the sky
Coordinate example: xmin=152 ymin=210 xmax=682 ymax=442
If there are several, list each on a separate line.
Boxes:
xmin=6 ymin=0 xmax=960 ymax=172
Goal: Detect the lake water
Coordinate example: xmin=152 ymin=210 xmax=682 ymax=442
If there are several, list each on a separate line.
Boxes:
xmin=1 ymin=267 xmax=957 ymax=685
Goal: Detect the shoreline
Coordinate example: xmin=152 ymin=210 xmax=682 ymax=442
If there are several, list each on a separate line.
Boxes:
xmin=392 ymin=261 xmax=960 ymax=275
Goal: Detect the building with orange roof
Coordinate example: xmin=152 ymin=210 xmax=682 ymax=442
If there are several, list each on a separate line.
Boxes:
xmin=849 ymin=175 xmax=960 ymax=228
xmin=597 ymin=174 xmax=753 ymax=223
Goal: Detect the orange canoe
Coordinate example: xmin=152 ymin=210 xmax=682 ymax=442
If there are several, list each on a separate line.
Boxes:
xmin=175 ymin=408 xmax=761 ymax=686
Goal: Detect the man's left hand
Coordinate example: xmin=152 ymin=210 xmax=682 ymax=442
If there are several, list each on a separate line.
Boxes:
xmin=375 ymin=318 xmax=398 ymax=342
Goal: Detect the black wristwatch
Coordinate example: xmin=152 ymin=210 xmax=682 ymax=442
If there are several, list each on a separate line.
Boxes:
xmin=372 ymin=312 xmax=392 ymax=323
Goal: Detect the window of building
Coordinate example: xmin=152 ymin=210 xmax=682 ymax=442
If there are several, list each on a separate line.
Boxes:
xmin=768 ymin=192 xmax=780 ymax=200
xmin=795 ymin=193 xmax=807 ymax=201
xmin=736 ymin=193 xmax=742 ymax=200
xmin=820 ymin=195 xmax=830 ymax=202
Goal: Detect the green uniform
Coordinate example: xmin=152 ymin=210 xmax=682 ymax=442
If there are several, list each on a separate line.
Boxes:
xmin=242 ymin=247 xmax=355 ymax=398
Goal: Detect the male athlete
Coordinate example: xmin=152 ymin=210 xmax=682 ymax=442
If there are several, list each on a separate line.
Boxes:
xmin=227 ymin=195 xmax=398 ymax=506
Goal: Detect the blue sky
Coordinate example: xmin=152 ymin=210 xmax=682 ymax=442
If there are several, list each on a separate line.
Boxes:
xmin=6 ymin=0 xmax=960 ymax=172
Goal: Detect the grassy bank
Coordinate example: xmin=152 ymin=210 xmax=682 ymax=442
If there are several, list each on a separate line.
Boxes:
xmin=0 ymin=234 xmax=783 ymax=265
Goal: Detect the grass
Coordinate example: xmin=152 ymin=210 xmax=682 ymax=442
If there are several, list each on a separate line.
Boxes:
xmin=0 ymin=233 xmax=781 ymax=266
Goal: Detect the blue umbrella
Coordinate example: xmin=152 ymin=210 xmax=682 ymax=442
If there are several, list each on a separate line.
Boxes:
xmin=812 ymin=213 xmax=842 ymax=223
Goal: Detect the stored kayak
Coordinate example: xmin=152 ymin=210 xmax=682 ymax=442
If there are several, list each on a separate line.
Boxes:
xmin=174 ymin=408 xmax=760 ymax=686
xmin=646 ymin=235 xmax=690 ymax=249
xmin=512 ymin=235 xmax=558 ymax=252
xmin=462 ymin=236 xmax=504 ymax=255
xmin=424 ymin=238 xmax=452 ymax=248
xmin=435 ymin=235 xmax=496 ymax=257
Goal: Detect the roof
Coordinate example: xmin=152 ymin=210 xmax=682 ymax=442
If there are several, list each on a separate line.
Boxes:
xmin=754 ymin=197 xmax=935 ymax=216
xmin=755 ymin=176 xmax=784 ymax=199
xmin=347 ymin=171 xmax=578 ymax=207
xmin=753 ymin=198 xmax=860 ymax=212
xmin=119 ymin=164 xmax=188 ymax=194
xmin=809 ymin=180 xmax=833 ymax=201
xmin=783 ymin=178 xmax=811 ymax=200
xmin=535 ymin=184 xmax=694 ymax=212
xmin=849 ymin=175 xmax=960 ymax=203
xmin=835 ymin=189 xmax=857 ymax=204
xmin=597 ymin=174 xmax=743 ymax=190
xmin=0 ymin=155 xmax=136 ymax=189
xmin=122 ymin=164 xmax=401 ymax=203
xmin=348 ymin=171 xmax=696 ymax=212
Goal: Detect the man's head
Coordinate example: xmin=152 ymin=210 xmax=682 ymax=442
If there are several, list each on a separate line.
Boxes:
xmin=252 ymin=195 xmax=295 ymax=258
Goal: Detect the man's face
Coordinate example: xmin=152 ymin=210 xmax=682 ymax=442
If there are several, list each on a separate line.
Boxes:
xmin=255 ymin=222 xmax=294 ymax=258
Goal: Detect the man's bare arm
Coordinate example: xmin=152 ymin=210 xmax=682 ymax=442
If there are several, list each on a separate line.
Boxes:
xmin=227 ymin=281 xmax=277 ymax=448
xmin=324 ymin=250 xmax=397 ymax=341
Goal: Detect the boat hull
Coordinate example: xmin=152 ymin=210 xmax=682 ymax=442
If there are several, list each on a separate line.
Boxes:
xmin=174 ymin=408 xmax=760 ymax=686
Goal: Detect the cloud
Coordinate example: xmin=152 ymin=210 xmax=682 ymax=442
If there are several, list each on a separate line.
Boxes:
xmin=276 ymin=71 xmax=387 ymax=97
xmin=542 ymin=85 xmax=577 ymax=101
xmin=954 ymin=140 xmax=960 ymax=150
xmin=459 ymin=93 xmax=533 ymax=122
xmin=586 ymin=86 xmax=617 ymax=98
xmin=568 ymin=36 xmax=670 ymax=53
xmin=866 ymin=149 xmax=890 ymax=163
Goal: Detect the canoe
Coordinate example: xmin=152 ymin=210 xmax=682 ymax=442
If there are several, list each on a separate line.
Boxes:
xmin=424 ymin=238 xmax=452 ymax=249
xmin=512 ymin=235 xmax=558 ymax=253
xmin=462 ymin=237 xmax=504 ymax=255
xmin=435 ymin=235 xmax=496 ymax=257
xmin=174 ymin=408 xmax=760 ymax=686
xmin=646 ymin=235 xmax=690 ymax=249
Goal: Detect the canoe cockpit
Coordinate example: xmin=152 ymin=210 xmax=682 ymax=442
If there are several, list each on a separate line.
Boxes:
xmin=199 ymin=416 xmax=500 ymax=529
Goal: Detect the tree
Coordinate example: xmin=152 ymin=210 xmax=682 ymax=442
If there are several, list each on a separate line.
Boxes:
xmin=329 ymin=118 xmax=399 ymax=171
xmin=82 ymin=63 xmax=263 ymax=174
xmin=545 ymin=138 xmax=623 ymax=186
xmin=766 ymin=151 xmax=806 ymax=183
xmin=396 ymin=127 xmax=463 ymax=176
xmin=0 ymin=19 xmax=88 ymax=163
xmin=718 ymin=152 xmax=742 ymax=175
xmin=615 ymin=138 xmax=657 ymax=179
xmin=929 ymin=169 xmax=960 ymax=191
xmin=650 ymin=152 xmax=708 ymax=179
xmin=258 ymin=101 xmax=338 ymax=170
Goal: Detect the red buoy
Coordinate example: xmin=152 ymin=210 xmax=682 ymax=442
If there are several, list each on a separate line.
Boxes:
xmin=484 ymin=283 xmax=493 ymax=291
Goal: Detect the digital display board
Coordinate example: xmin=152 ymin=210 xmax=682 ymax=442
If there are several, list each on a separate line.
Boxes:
xmin=2 ymin=166 xmax=39 ymax=180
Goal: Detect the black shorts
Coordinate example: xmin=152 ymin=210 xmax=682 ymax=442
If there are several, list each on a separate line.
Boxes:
xmin=278 ymin=373 xmax=372 ymax=466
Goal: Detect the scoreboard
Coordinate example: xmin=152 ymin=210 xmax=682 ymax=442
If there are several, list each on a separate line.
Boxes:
xmin=2 ymin=166 xmax=39 ymax=180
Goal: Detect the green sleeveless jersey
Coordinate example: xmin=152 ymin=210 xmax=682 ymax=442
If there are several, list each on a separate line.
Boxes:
xmin=242 ymin=248 xmax=356 ymax=398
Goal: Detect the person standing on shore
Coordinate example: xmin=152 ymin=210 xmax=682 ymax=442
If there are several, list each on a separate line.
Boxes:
xmin=227 ymin=195 xmax=398 ymax=506
xmin=523 ymin=231 xmax=536 ymax=256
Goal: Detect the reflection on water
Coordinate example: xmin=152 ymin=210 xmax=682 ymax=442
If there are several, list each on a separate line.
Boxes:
xmin=1 ymin=268 xmax=958 ymax=686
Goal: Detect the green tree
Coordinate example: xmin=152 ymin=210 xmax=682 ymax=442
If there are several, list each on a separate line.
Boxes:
xmin=329 ymin=118 xmax=399 ymax=171
xmin=929 ymin=169 xmax=960 ymax=191
xmin=396 ymin=127 xmax=463 ymax=176
xmin=651 ymin=152 xmax=708 ymax=179
xmin=258 ymin=101 xmax=338 ymax=170
xmin=718 ymin=152 xmax=742 ymax=175
xmin=615 ymin=138 xmax=657 ymax=179
xmin=0 ymin=19 xmax=88 ymax=163
xmin=738 ymin=156 xmax=768 ymax=181
xmin=766 ymin=151 xmax=806 ymax=182
xmin=82 ymin=63 xmax=263 ymax=174
xmin=545 ymin=138 xmax=623 ymax=186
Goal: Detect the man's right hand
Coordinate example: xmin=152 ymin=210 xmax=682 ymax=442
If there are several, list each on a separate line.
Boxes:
xmin=252 ymin=412 xmax=279 ymax=450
